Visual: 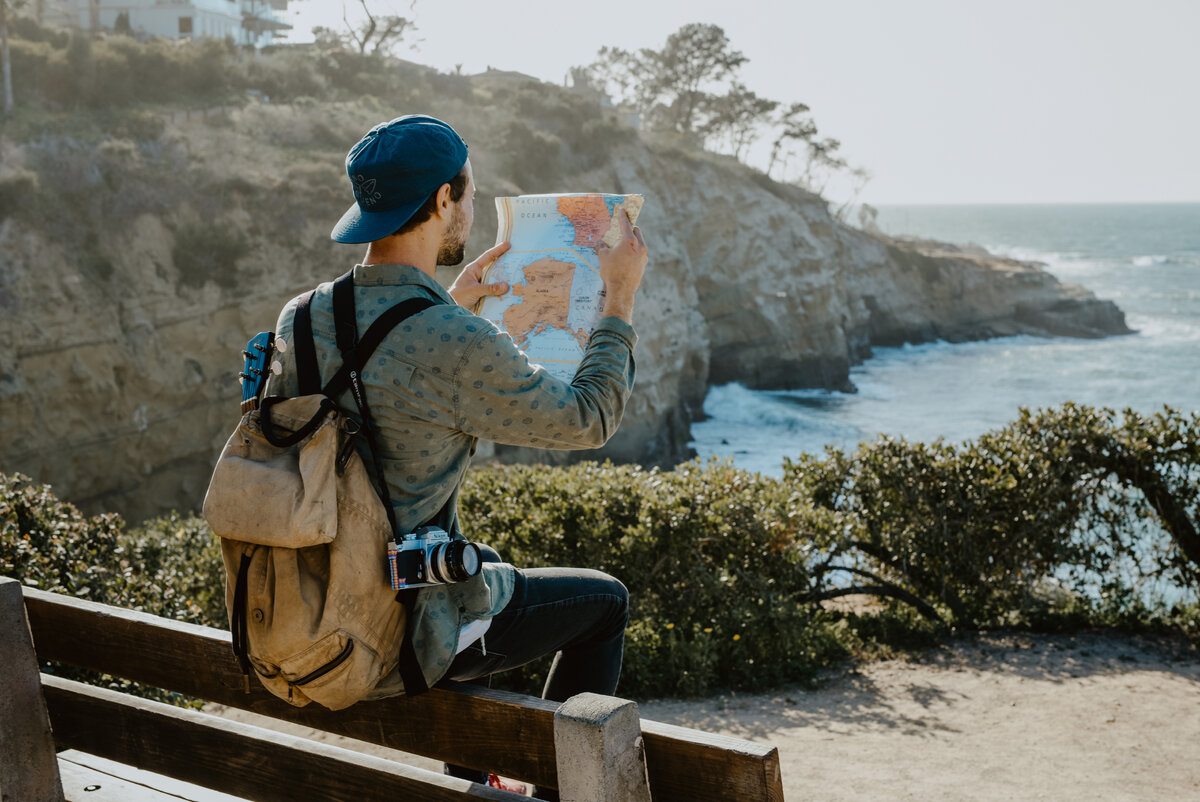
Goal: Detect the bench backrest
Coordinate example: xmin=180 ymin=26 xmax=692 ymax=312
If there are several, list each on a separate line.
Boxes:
xmin=8 ymin=580 xmax=784 ymax=800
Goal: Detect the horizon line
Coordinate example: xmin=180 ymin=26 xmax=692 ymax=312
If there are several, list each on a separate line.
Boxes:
xmin=868 ymin=200 xmax=1200 ymax=207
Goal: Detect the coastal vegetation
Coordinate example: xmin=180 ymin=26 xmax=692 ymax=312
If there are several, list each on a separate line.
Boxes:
xmin=0 ymin=16 xmax=863 ymax=203
xmin=578 ymin=23 xmax=868 ymax=197
xmin=5 ymin=404 xmax=1197 ymax=700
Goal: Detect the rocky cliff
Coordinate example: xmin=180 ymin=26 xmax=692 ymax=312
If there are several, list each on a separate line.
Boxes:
xmin=0 ymin=94 xmax=1130 ymax=523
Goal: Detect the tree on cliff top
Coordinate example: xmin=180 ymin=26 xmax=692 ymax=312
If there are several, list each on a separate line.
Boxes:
xmin=586 ymin=23 xmax=749 ymax=135
xmin=701 ymin=81 xmax=778 ymax=161
xmin=578 ymin=23 xmax=869 ymax=204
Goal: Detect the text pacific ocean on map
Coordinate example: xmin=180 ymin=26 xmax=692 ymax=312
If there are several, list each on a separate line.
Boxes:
xmin=478 ymin=193 xmax=645 ymax=382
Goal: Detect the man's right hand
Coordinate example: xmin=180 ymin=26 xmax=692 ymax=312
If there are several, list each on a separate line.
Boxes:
xmin=595 ymin=209 xmax=648 ymax=325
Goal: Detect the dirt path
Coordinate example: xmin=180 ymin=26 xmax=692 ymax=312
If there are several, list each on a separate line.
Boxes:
xmin=639 ymin=632 xmax=1200 ymax=801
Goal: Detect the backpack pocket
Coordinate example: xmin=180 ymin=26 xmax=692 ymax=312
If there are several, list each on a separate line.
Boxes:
xmin=204 ymin=397 xmax=341 ymax=548
xmin=279 ymin=630 xmax=355 ymax=687
xmin=276 ymin=629 xmax=388 ymax=710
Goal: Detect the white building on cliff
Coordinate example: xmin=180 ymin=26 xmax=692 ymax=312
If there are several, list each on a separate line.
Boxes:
xmin=40 ymin=1 xmax=292 ymax=49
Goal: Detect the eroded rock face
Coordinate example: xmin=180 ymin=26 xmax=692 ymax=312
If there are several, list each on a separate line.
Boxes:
xmin=0 ymin=120 xmax=1128 ymax=523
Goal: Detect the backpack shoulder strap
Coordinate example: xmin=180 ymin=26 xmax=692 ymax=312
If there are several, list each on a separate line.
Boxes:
xmin=322 ymin=273 xmax=439 ymax=398
xmin=331 ymin=269 xmax=359 ymax=358
xmin=292 ymin=290 xmax=321 ymax=396
xmin=293 ymin=271 xmax=441 ymax=398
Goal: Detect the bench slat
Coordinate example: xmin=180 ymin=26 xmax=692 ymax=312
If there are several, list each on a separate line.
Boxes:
xmin=23 ymin=586 xmax=784 ymax=801
xmin=42 ymin=675 xmax=522 ymax=802
xmin=58 ymin=751 xmax=247 ymax=802
xmin=22 ymin=587 xmax=561 ymax=787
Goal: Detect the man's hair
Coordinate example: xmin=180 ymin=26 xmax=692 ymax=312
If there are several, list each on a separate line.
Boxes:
xmin=391 ymin=168 xmax=469 ymax=237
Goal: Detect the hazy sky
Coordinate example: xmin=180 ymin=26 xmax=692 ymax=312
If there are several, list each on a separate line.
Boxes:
xmin=288 ymin=0 xmax=1200 ymax=205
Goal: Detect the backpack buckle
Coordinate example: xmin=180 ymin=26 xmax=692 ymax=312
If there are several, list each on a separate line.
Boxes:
xmin=336 ymin=417 xmax=361 ymax=476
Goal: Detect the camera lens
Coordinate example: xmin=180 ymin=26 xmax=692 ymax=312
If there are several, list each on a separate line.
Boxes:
xmin=429 ymin=540 xmax=482 ymax=584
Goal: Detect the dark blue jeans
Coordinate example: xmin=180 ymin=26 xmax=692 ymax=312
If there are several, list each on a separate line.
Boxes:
xmin=441 ymin=547 xmax=628 ymax=797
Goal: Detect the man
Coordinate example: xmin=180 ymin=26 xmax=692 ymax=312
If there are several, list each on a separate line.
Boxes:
xmin=263 ymin=114 xmax=647 ymax=797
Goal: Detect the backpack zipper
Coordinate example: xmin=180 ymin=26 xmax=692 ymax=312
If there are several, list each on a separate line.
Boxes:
xmin=287 ymin=639 xmax=355 ymax=689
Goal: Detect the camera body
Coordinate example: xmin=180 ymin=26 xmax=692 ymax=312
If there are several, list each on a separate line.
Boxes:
xmin=387 ymin=525 xmax=482 ymax=590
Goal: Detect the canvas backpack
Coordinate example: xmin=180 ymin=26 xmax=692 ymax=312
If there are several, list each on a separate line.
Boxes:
xmin=203 ymin=270 xmax=439 ymax=710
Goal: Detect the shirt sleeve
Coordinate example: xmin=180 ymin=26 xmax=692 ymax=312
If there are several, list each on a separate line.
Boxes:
xmin=451 ymin=316 xmax=638 ymax=449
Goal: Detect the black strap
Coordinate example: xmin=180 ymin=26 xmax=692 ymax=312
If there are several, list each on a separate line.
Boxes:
xmin=330 ymin=272 xmax=400 ymax=534
xmin=321 ymin=297 xmax=437 ymax=398
xmin=232 ymin=552 xmax=253 ymax=692
xmin=259 ymin=395 xmax=337 ymax=449
xmin=293 ymin=290 xmax=321 ymax=396
xmin=396 ymin=589 xmax=427 ymax=694
xmin=331 ymin=270 xmax=359 ymax=354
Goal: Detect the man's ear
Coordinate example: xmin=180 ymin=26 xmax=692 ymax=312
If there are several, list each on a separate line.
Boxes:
xmin=433 ymin=182 xmax=454 ymax=219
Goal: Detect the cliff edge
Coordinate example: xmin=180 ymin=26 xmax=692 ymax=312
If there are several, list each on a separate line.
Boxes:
xmin=0 ymin=96 xmax=1130 ymax=521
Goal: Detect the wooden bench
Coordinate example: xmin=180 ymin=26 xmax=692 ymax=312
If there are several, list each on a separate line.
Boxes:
xmin=0 ymin=577 xmax=784 ymax=801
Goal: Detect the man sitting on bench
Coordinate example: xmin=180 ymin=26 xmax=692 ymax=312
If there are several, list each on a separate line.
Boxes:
xmin=262 ymin=114 xmax=648 ymax=798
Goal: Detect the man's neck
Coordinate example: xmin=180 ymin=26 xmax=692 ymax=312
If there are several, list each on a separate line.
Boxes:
xmin=362 ymin=229 xmax=439 ymax=278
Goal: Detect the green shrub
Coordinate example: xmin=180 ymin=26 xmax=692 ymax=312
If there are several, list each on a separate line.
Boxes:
xmin=0 ymin=474 xmax=223 ymax=707
xmin=3 ymin=403 xmax=1197 ymax=703
xmin=0 ymin=473 xmax=223 ymax=628
xmin=1 ymin=473 xmax=126 ymax=602
xmin=787 ymin=404 xmax=1200 ymax=628
xmin=460 ymin=460 xmax=850 ymax=696
xmin=498 ymin=121 xmax=563 ymax=192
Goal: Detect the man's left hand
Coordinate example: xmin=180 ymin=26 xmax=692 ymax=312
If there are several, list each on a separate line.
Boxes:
xmin=449 ymin=241 xmax=511 ymax=309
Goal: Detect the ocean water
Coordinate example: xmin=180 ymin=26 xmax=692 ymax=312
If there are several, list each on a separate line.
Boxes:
xmin=689 ymin=203 xmax=1200 ymax=474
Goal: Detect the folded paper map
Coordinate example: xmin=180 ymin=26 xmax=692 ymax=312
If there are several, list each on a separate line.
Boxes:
xmin=477 ymin=193 xmax=646 ymax=382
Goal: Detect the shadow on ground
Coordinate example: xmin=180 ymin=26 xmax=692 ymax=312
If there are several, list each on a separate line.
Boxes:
xmin=636 ymin=631 xmax=1200 ymax=741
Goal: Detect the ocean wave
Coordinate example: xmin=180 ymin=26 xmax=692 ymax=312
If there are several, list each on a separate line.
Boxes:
xmin=1126 ymin=316 xmax=1200 ymax=343
xmin=701 ymin=383 xmax=839 ymax=430
xmin=690 ymin=383 xmax=866 ymax=472
xmin=1132 ymin=254 xmax=1172 ymax=267
xmin=1130 ymin=254 xmax=1200 ymax=268
xmin=985 ymin=245 xmax=1107 ymax=281
xmin=990 ymin=245 xmax=1088 ymax=264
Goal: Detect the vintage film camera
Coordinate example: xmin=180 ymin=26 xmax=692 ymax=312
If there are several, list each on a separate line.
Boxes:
xmin=387 ymin=526 xmax=482 ymax=590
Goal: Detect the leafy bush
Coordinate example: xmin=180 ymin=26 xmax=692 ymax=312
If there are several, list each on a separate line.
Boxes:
xmin=8 ymin=30 xmax=242 ymax=111
xmin=498 ymin=121 xmax=563 ymax=192
xmin=2 ymin=473 xmax=127 ymax=602
xmin=3 ymin=403 xmax=1197 ymax=703
xmin=1 ymin=474 xmax=223 ymax=706
xmin=461 ymin=460 xmax=854 ymax=696
xmin=0 ymin=473 xmax=222 ymax=626
xmin=788 ymin=404 xmax=1200 ymax=629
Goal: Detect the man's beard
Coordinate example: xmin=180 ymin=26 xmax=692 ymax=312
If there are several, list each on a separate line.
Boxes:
xmin=437 ymin=204 xmax=468 ymax=266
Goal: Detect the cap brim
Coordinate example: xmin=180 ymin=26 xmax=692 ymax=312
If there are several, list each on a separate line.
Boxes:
xmin=330 ymin=197 xmax=425 ymax=244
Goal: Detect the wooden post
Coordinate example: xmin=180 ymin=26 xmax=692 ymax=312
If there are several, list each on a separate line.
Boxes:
xmin=0 ymin=577 xmax=64 ymax=802
xmin=554 ymin=693 xmax=652 ymax=802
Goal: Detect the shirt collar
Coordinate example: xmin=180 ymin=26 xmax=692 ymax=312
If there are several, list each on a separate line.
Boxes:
xmin=352 ymin=263 xmax=457 ymax=306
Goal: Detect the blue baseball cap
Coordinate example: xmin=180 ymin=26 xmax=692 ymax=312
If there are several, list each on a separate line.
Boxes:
xmin=330 ymin=114 xmax=469 ymax=244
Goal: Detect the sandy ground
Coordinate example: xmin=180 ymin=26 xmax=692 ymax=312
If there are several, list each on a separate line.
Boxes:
xmin=210 ymin=631 xmax=1200 ymax=800
xmin=640 ymin=632 xmax=1200 ymax=801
